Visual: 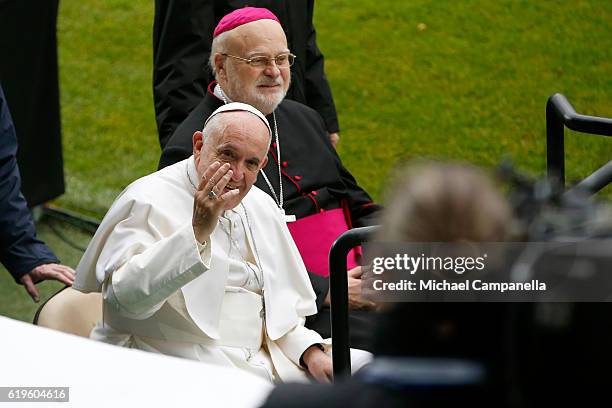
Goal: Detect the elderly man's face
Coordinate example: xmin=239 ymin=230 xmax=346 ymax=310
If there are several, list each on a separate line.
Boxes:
xmin=217 ymin=20 xmax=290 ymax=115
xmin=193 ymin=111 xmax=270 ymax=210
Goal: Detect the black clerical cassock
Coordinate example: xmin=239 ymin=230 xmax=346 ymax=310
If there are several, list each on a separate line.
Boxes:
xmin=0 ymin=0 xmax=65 ymax=206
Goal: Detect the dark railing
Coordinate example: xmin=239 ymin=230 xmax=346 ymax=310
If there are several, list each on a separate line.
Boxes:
xmin=546 ymin=94 xmax=612 ymax=190
xmin=328 ymin=225 xmax=379 ymax=379
xmin=42 ymin=205 xmax=100 ymax=234
xmin=569 ymin=160 xmax=612 ymax=196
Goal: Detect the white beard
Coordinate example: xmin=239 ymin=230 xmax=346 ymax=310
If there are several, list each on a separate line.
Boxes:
xmin=222 ymin=70 xmax=289 ymax=115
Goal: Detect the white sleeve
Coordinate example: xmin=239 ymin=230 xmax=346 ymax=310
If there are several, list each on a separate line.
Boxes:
xmin=103 ymin=222 xmax=212 ymax=319
xmin=274 ymin=317 xmax=325 ymax=366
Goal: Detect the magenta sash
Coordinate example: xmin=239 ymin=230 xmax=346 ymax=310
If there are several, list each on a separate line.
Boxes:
xmin=287 ymin=208 xmax=359 ymax=277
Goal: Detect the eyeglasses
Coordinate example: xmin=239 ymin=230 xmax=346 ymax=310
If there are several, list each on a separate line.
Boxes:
xmin=221 ymin=53 xmax=296 ymax=68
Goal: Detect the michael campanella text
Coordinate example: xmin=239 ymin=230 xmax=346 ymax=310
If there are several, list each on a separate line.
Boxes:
xmin=373 ymin=279 xmax=547 ymax=293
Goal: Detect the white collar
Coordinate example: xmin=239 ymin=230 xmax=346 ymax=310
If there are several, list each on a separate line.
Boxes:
xmin=213 ymin=84 xmax=231 ymax=103
xmin=186 ymin=156 xmax=200 ymax=193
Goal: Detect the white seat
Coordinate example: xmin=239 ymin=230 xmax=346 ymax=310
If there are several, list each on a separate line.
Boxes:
xmin=34 ymin=287 xmax=102 ymax=338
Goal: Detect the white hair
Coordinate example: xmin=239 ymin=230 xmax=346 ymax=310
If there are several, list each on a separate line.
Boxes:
xmin=209 ymin=31 xmax=230 ymax=78
xmin=201 ymin=114 xmax=227 ymax=142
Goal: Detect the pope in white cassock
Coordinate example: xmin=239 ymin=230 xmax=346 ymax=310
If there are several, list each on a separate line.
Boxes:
xmin=73 ymin=103 xmax=335 ymax=383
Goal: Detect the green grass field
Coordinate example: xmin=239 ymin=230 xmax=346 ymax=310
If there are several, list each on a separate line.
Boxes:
xmin=1 ymin=0 xmax=611 ymax=320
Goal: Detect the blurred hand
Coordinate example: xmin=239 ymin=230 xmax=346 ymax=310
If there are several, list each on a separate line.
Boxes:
xmin=322 ymin=266 xmax=376 ymax=310
xmin=347 ymin=266 xmax=376 ymax=310
xmin=329 ymin=132 xmax=340 ymax=148
xmin=302 ymin=345 xmax=332 ymax=383
xmin=20 ymin=263 xmax=75 ymax=302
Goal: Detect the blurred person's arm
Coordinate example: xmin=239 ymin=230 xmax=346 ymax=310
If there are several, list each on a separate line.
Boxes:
xmin=0 ymin=85 xmax=74 ymax=302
